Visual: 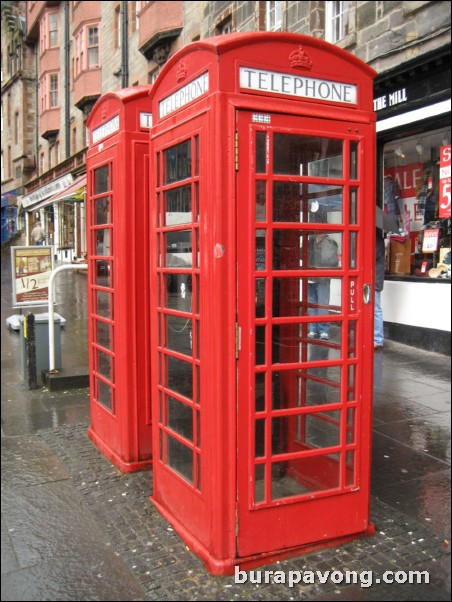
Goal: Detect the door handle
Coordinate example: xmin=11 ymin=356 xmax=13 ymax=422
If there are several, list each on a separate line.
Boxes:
xmin=363 ymin=283 xmax=372 ymax=305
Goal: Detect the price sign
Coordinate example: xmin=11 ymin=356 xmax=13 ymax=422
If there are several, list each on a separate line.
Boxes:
xmin=422 ymin=229 xmax=440 ymax=253
xmin=439 ymin=144 xmax=451 ymax=218
xmin=11 ymin=246 xmax=54 ymax=307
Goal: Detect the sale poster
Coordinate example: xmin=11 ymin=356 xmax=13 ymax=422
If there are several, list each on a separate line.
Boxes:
xmin=11 ymin=246 xmax=54 ymax=306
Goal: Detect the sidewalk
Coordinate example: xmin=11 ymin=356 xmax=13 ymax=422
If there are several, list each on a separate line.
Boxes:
xmin=1 ymin=247 xmax=450 ymax=601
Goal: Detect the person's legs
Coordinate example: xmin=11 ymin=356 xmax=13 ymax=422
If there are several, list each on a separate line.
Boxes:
xmin=308 ymin=282 xmax=319 ymax=337
xmin=374 ymin=289 xmax=384 ymax=348
xmin=316 ymin=279 xmax=331 ymax=338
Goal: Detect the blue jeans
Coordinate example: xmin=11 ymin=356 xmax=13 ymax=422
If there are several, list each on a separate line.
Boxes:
xmin=374 ymin=290 xmax=384 ymax=347
xmin=308 ymin=280 xmax=330 ymax=335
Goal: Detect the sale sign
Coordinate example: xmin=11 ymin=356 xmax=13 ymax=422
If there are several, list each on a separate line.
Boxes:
xmin=439 ymin=144 xmax=451 ymax=218
xmin=11 ymin=246 xmax=54 ymax=307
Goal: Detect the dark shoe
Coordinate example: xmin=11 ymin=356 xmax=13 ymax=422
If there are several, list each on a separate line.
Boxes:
xmin=374 ymin=344 xmax=383 ymax=351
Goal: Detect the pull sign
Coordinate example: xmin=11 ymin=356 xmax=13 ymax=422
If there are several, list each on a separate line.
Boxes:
xmin=349 ymin=278 xmax=357 ymax=314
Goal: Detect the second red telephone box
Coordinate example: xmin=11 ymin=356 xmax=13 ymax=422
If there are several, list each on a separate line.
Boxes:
xmin=86 ymin=86 xmax=153 ymax=472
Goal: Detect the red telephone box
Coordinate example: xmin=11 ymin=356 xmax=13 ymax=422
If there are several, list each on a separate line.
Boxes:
xmin=149 ymin=32 xmax=376 ymax=573
xmin=86 ymin=86 xmax=153 ymax=472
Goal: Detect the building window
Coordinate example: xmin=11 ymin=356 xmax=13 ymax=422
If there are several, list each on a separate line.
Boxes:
xmin=74 ymin=24 xmax=100 ymax=77
xmin=266 ymin=1 xmax=282 ymax=31
xmin=40 ymin=72 xmax=59 ymax=112
xmin=325 ymin=1 xmax=350 ymax=43
xmin=40 ymin=10 xmax=59 ymax=54
xmin=216 ymin=16 xmax=232 ymax=36
xmin=50 ymin=74 xmax=59 ymax=108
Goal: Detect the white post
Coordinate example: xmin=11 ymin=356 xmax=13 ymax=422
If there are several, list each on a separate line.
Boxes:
xmin=48 ymin=264 xmax=88 ymax=373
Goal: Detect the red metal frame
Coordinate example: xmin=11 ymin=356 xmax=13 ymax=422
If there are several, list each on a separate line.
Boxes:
xmin=148 ymin=32 xmax=376 ymax=574
xmin=86 ymin=86 xmax=153 ymax=472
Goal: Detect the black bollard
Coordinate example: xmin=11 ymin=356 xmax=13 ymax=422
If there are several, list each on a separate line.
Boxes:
xmin=25 ymin=313 xmax=37 ymax=389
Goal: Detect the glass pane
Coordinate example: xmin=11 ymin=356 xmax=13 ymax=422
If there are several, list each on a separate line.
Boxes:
xmin=167 ymin=396 xmax=193 ymax=442
xmin=349 ymin=232 xmax=357 ymax=269
xmin=95 ymin=260 xmax=112 ymax=287
xmin=255 ymin=464 xmax=265 ymax=503
xmin=273 ymin=230 xmax=342 ymax=270
xmin=348 ymin=321 xmax=357 ymax=358
xmin=95 ymin=320 xmax=111 ymax=349
xmin=273 ymin=277 xmax=342 ymax=318
xmin=348 ymin=364 xmax=356 ymax=401
xmin=255 ymin=418 xmax=265 ymax=458
xmin=94 ymin=165 xmax=109 ymax=194
xmin=256 ymin=132 xmax=266 ymax=173
xmin=96 ymin=377 xmax=112 ymax=411
xmin=166 ymin=315 xmax=192 ymax=357
xmin=164 ymin=185 xmax=192 ymax=225
xmin=95 ymin=290 xmax=112 ymax=319
xmin=167 ymin=355 xmax=193 ymax=400
xmin=94 ymin=197 xmax=111 ymax=224
xmin=346 ymin=451 xmax=355 ymax=487
xmin=349 ymin=187 xmax=358 ymax=225
xmin=272 ymin=454 xmax=340 ymax=499
xmin=272 ymin=323 xmax=342 ymax=365
xmin=194 ymin=136 xmax=199 ymax=177
xmin=347 ymin=408 xmax=356 ymax=444
xmin=255 ymin=231 xmax=266 ymax=271
xmin=163 ymin=273 xmax=192 ymax=312
xmin=256 ymin=181 xmax=266 ymax=221
xmin=255 ymin=372 xmax=265 ymax=412
xmin=273 ymin=134 xmax=343 ymax=177
xmin=97 ymin=349 xmax=112 ymax=380
xmin=272 ymin=367 xmax=341 ymax=410
xmin=304 ymin=411 xmax=341 ymax=448
xmin=255 ymin=278 xmax=266 ymax=318
xmin=273 ymin=183 xmax=343 ymax=223
xmin=164 ymin=139 xmax=191 ymax=184
xmin=350 ymin=141 xmax=358 ymax=180
xmin=167 ymin=435 xmax=193 ymax=484
xmin=164 ymin=230 xmax=192 ymax=268
xmin=94 ymin=228 xmax=112 ymax=256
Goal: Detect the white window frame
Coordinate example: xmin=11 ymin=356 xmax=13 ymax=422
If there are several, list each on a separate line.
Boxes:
xmin=325 ymin=1 xmax=350 ymax=44
xmin=266 ymin=1 xmax=282 ymax=32
xmin=74 ymin=23 xmax=100 ymax=79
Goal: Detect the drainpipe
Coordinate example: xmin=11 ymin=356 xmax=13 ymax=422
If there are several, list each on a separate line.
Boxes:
xmin=64 ymin=1 xmax=70 ymax=158
xmin=121 ymin=1 xmax=128 ymax=88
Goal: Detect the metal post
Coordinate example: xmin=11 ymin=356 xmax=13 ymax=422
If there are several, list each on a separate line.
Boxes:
xmin=25 ymin=313 xmax=37 ymax=389
xmin=48 ymin=264 xmax=88 ymax=373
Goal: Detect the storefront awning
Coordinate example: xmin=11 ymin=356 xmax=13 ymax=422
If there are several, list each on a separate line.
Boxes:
xmin=31 ymin=174 xmax=86 ymax=211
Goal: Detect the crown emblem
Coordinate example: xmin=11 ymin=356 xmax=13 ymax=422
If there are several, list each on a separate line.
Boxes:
xmin=176 ymin=61 xmax=187 ymax=82
xmin=289 ymin=46 xmax=313 ymax=70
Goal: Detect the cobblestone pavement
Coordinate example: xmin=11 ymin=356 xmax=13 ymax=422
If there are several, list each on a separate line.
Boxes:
xmin=1 ymin=248 xmax=450 ymax=601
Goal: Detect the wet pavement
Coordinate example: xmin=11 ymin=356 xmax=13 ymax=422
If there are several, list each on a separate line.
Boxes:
xmin=1 ymin=243 xmax=450 ymax=601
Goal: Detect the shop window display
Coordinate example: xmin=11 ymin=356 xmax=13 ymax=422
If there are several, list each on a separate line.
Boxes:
xmin=382 ymin=127 xmax=451 ymax=279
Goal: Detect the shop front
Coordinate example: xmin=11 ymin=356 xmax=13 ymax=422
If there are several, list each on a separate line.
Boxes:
xmin=374 ymin=47 xmax=451 ymax=355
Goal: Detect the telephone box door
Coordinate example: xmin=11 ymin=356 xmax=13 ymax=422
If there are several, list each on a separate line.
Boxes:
xmin=236 ymin=110 xmax=374 ymax=557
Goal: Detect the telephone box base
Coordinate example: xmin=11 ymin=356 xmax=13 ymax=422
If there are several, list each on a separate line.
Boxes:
xmin=88 ymin=428 xmax=153 ymax=473
xmin=150 ymin=496 xmax=376 ymax=576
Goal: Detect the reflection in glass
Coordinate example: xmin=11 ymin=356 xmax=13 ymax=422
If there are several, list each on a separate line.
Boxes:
xmin=349 ymin=187 xmax=358 ymax=224
xmin=96 ymin=320 xmax=111 ymax=349
xmin=167 ymin=355 xmax=193 ymax=400
xmin=167 ymin=396 xmax=193 ymax=442
xmin=304 ymin=411 xmax=340 ymax=448
xmin=350 ymin=141 xmax=358 ymax=179
xmin=255 ymin=418 xmax=265 ymax=457
xmin=273 ymin=183 xmax=343 ymax=223
xmin=256 ymin=278 xmax=266 ymax=317
xmin=349 ymin=232 xmax=357 ymax=269
xmin=348 ymin=364 xmax=356 ymax=401
xmin=166 ymin=315 xmax=192 ymax=357
xmin=94 ymin=197 xmax=111 ymax=224
xmin=273 ymin=230 xmax=342 ymax=271
xmin=256 ymin=181 xmax=266 ymax=222
xmin=348 ymin=321 xmax=357 ymax=358
xmin=165 ymin=185 xmax=192 ymax=225
xmin=94 ymin=165 xmax=109 ymax=194
xmin=255 ymin=232 xmax=266 ymax=270
xmin=96 ymin=377 xmax=112 ymax=411
xmin=271 ymin=454 xmax=340 ymax=500
xmin=255 ymin=372 xmax=265 ymax=412
xmin=96 ymin=290 xmax=112 ymax=319
xmin=272 ymin=277 xmax=342 ymax=318
xmin=165 ymin=230 xmax=192 ymax=268
xmin=274 ymin=134 xmax=343 ymax=177
xmin=164 ymin=139 xmax=191 ymax=184
xmin=95 ymin=228 xmax=112 ymax=256
xmin=164 ymin=273 xmax=192 ymax=312
xmin=256 ymin=326 xmax=266 ymax=366
xmin=256 ymin=132 xmax=267 ymax=173
xmin=255 ymin=464 xmax=265 ymax=503
xmin=95 ymin=260 xmax=112 ymax=287
xmin=271 ymin=366 xmax=341 ymax=410
xmin=272 ymin=323 xmax=342 ymax=365
xmin=167 ymin=434 xmax=193 ymax=484
xmin=97 ymin=349 xmax=112 ymax=380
